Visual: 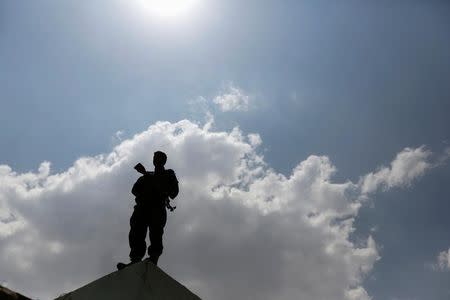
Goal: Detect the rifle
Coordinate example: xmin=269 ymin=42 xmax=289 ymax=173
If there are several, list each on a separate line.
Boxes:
xmin=134 ymin=163 xmax=176 ymax=211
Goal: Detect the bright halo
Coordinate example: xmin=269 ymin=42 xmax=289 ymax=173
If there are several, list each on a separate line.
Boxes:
xmin=140 ymin=0 xmax=199 ymax=18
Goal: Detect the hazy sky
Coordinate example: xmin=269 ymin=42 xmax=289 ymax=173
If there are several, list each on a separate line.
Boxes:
xmin=1 ymin=1 xmax=450 ymax=299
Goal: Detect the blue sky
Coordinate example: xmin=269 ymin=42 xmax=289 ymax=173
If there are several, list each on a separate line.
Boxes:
xmin=1 ymin=1 xmax=450 ymax=299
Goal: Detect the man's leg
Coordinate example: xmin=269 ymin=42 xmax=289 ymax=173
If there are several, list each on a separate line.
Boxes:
xmin=128 ymin=208 xmax=147 ymax=262
xmin=148 ymin=209 xmax=167 ymax=265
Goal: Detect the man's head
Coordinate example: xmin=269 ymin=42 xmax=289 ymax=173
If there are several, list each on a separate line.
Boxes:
xmin=153 ymin=151 xmax=167 ymax=167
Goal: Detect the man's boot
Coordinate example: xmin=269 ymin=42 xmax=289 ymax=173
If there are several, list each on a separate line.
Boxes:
xmin=148 ymin=255 xmax=159 ymax=266
xmin=117 ymin=259 xmax=141 ymax=270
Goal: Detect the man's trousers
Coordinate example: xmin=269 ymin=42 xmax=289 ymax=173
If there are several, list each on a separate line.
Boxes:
xmin=129 ymin=205 xmax=167 ymax=264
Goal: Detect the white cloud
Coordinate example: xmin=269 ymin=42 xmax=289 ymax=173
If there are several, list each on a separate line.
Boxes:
xmin=213 ymin=84 xmax=249 ymax=112
xmin=247 ymin=133 xmax=262 ymax=147
xmin=360 ymin=146 xmax=433 ymax=195
xmin=432 ymin=248 xmax=450 ymax=271
xmin=0 ymin=119 xmax=439 ymax=300
xmin=113 ymin=130 xmax=125 ymax=142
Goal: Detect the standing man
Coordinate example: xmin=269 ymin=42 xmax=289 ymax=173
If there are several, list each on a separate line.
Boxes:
xmin=121 ymin=151 xmax=179 ymax=269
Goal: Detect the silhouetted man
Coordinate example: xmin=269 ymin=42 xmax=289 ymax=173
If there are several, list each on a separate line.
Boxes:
xmin=126 ymin=151 xmax=179 ymax=267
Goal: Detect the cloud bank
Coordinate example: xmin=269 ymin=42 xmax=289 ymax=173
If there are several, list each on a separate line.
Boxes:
xmin=0 ymin=119 xmax=437 ymax=299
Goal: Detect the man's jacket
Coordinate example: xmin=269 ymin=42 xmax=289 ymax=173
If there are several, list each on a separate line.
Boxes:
xmin=131 ymin=169 xmax=179 ymax=207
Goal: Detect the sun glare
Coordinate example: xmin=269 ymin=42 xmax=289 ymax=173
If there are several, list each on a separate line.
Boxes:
xmin=140 ymin=0 xmax=199 ymax=19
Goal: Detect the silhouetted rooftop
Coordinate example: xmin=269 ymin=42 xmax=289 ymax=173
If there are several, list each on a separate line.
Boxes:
xmin=0 ymin=285 xmax=32 ymax=300
xmin=55 ymin=260 xmax=201 ymax=300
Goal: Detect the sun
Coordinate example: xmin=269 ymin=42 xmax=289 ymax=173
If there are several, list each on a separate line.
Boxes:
xmin=140 ymin=0 xmax=199 ymax=19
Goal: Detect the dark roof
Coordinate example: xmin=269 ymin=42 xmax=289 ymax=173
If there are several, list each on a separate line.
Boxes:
xmin=0 ymin=285 xmax=32 ymax=300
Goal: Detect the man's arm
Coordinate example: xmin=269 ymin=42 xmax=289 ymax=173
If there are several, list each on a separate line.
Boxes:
xmin=167 ymin=169 xmax=179 ymax=199
xmin=131 ymin=176 xmax=145 ymax=197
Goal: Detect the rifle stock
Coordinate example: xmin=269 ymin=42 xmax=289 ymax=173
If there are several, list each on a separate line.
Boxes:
xmin=134 ymin=163 xmax=146 ymax=175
